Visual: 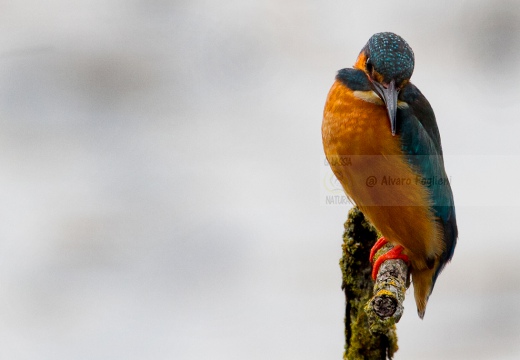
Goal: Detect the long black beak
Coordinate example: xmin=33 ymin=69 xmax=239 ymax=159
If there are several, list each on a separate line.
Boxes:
xmin=372 ymin=80 xmax=399 ymax=136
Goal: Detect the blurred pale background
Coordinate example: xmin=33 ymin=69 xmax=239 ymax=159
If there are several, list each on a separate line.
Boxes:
xmin=0 ymin=0 xmax=519 ymax=359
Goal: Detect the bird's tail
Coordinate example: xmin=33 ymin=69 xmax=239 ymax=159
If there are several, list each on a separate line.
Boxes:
xmin=412 ymin=266 xmax=436 ymax=319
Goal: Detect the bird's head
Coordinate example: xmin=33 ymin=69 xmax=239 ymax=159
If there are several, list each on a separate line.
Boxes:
xmin=354 ymin=32 xmax=415 ymax=135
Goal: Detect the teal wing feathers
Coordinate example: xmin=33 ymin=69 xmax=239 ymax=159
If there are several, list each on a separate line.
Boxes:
xmin=397 ymin=83 xmax=458 ymax=282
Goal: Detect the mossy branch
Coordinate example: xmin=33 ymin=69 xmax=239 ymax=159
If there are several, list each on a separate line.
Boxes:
xmin=364 ymin=243 xmax=408 ymax=334
xmin=340 ymin=207 xmax=408 ymax=359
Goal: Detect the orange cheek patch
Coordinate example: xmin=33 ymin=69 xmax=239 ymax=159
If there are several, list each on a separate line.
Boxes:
xmin=354 ymin=52 xmax=367 ymax=70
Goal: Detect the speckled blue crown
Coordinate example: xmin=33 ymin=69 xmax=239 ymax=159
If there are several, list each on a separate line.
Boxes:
xmin=366 ymin=32 xmax=415 ymax=84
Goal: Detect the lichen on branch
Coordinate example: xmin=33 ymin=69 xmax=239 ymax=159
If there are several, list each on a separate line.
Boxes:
xmin=340 ymin=207 xmax=399 ymax=359
xmin=364 ymin=242 xmax=408 ymax=334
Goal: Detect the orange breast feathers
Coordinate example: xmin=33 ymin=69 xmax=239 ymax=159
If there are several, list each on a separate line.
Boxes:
xmin=322 ymin=80 xmax=444 ymax=270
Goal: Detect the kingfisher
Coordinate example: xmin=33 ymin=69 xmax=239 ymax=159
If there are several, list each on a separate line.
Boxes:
xmin=322 ymin=32 xmax=457 ymax=318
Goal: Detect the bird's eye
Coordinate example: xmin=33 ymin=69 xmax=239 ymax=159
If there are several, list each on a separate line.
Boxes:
xmin=366 ymin=58 xmax=373 ymax=74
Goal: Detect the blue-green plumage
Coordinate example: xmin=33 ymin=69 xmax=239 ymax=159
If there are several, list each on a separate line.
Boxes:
xmin=397 ymin=83 xmax=458 ymax=285
xmin=336 ymin=68 xmax=371 ymax=91
xmin=364 ymin=32 xmax=415 ymax=85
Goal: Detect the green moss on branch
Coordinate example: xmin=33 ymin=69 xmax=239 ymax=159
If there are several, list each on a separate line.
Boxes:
xmin=340 ymin=207 xmax=399 ymax=359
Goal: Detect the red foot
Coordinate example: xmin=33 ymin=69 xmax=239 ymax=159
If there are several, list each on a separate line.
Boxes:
xmin=369 ymin=237 xmax=389 ymax=263
xmin=371 ymin=245 xmax=409 ymax=280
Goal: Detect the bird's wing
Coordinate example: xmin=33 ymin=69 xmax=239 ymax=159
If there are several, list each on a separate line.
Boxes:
xmin=398 ymin=83 xmax=458 ymax=273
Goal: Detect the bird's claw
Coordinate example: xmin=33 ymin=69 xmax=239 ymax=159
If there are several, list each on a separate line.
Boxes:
xmin=369 ymin=237 xmax=389 ymax=263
